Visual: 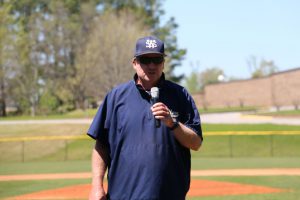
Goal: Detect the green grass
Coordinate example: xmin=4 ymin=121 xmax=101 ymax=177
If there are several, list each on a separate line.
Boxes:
xmin=202 ymin=123 xmax=300 ymax=132
xmin=0 ymin=109 xmax=97 ymax=120
xmin=1 ymin=123 xmax=300 ymax=162
xmin=1 ymin=134 xmax=300 ymax=163
xmin=188 ymin=176 xmax=300 ymax=200
xmin=1 ymin=123 xmax=300 ymax=137
xmin=257 ymin=109 xmax=300 ymax=117
xmin=193 ymin=134 xmax=300 ymax=158
xmin=0 ymin=124 xmax=89 ymax=137
xmin=1 ymin=157 xmax=300 ymax=175
xmin=191 ymin=157 xmax=300 ymax=169
xmin=0 ymin=160 xmax=91 ymax=175
xmin=0 ymin=179 xmax=91 ymax=199
xmin=1 ymin=118 xmax=300 ymax=200
xmin=0 ymin=158 xmax=300 ymax=199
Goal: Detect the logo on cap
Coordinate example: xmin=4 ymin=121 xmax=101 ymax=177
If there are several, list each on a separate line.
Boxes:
xmin=145 ymin=39 xmax=158 ymax=49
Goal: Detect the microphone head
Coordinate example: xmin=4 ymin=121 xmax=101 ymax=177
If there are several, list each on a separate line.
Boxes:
xmin=150 ymin=87 xmax=159 ymax=98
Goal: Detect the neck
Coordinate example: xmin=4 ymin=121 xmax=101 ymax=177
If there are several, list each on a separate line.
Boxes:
xmin=136 ymin=78 xmax=158 ymax=91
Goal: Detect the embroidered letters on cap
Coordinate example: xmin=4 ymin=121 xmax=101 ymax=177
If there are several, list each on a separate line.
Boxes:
xmin=146 ymin=39 xmax=158 ymax=49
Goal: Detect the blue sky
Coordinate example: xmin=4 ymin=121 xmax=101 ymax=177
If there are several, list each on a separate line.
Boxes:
xmin=162 ymin=0 xmax=300 ymax=79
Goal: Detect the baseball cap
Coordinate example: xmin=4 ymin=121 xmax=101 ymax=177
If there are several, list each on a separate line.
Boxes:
xmin=134 ymin=36 xmax=165 ymax=57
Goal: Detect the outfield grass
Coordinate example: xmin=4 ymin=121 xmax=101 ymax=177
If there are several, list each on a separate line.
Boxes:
xmin=0 ymin=179 xmax=91 ymax=199
xmin=1 ymin=157 xmax=300 ymax=176
xmin=257 ymin=109 xmax=300 ymax=117
xmin=188 ymin=176 xmax=300 ymax=200
xmin=1 ymin=123 xmax=300 ymax=162
xmin=1 ymin=159 xmax=300 ymax=200
xmin=1 ymin=109 xmax=97 ymax=120
xmin=1 ymin=176 xmax=299 ymax=200
xmin=0 ymin=124 xmax=89 ymax=137
xmin=202 ymin=123 xmax=300 ymax=132
xmin=194 ymin=134 xmax=300 ymax=158
xmin=191 ymin=157 xmax=300 ymax=169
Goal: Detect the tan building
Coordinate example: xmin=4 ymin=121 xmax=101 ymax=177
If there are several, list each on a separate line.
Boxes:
xmin=193 ymin=67 xmax=300 ymax=109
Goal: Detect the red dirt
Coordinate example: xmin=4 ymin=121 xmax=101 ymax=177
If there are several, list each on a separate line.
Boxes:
xmin=7 ymin=179 xmax=285 ymax=200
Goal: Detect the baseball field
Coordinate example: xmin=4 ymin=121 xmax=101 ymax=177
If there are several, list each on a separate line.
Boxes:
xmin=1 ymin=122 xmax=300 ymax=199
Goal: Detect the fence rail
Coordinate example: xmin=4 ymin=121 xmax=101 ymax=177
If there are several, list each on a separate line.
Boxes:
xmin=1 ymin=132 xmax=300 ymax=162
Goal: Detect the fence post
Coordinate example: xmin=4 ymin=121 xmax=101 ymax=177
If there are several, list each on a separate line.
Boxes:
xmin=64 ymin=140 xmax=68 ymax=161
xmin=229 ymin=135 xmax=233 ymax=157
xmin=270 ymin=134 xmax=274 ymax=157
xmin=22 ymin=141 xmax=25 ymax=162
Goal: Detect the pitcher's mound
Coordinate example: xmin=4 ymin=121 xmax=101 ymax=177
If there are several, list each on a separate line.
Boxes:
xmin=8 ymin=179 xmax=284 ymax=199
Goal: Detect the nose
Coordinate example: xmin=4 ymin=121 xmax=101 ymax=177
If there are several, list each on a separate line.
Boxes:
xmin=147 ymin=62 xmax=158 ymax=69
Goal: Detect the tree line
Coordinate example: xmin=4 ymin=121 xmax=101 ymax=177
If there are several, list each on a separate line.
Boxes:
xmin=0 ymin=0 xmax=186 ymax=117
xmin=184 ymin=56 xmax=278 ymax=94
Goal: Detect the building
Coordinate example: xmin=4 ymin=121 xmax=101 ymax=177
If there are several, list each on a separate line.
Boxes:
xmin=193 ymin=67 xmax=300 ymax=110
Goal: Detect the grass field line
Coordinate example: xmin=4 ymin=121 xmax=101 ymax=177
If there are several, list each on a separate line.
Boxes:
xmin=0 ymin=135 xmax=89 ymax=142
xmin=1 ymin=130 xmax=300 ymax=142
xmin=205 ymin=130 xmax=300 ymax=135
xmin=1 ymin=168 xmax=300 ymax=181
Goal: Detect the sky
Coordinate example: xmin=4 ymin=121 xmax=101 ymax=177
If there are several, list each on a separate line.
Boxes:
xmin=162 ymin=0 xmax=300 ymax=79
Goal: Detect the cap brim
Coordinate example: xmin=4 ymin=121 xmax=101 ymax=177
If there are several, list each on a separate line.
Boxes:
xmin=135 ymin=51 xmax=166 ymax=57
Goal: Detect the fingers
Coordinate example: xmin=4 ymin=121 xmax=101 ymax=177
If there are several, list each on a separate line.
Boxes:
xmin=151 ymin=103 xmax=171 ymax=120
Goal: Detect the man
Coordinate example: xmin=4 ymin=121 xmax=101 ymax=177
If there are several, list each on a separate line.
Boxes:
xmin=88 ymin=36 xmax=203 ymax=200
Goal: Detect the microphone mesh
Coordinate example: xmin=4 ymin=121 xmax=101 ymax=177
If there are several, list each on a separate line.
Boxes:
xmin=150 ymin=87 xmax=159 ymax=98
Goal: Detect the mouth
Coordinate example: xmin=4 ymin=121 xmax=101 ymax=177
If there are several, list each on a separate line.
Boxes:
xmin=147 ymin=71 xmax=156 ymax=75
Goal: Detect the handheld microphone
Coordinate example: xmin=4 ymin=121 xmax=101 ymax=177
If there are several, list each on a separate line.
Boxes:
xmin=150 ymin=87 xmax=161 ymax=128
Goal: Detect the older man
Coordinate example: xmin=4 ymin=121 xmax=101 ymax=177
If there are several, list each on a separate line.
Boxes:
xmin=88 ymin=36 xmax=203 ymax=200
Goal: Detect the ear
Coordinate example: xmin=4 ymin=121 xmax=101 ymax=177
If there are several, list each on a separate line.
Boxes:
xmin=132 ymin=58 xmax=137 ymax=70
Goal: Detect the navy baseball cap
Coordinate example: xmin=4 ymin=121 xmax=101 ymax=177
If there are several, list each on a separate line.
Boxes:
xmin=134 ymin=36 xmax=165 ymax=57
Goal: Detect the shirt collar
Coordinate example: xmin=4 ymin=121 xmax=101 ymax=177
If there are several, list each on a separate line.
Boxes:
xmin=133 ymin=73 xmax=165 ymax=100
xmin=133 ymin=73 xmax=165 ymax=91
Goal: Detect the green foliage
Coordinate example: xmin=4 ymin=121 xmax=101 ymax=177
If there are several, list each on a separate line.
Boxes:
xmin=247 ymin=55 xmax=278 ymax=78
xmin=102 ymin=0 xmax=186 ymax=82
xmin=38 ymin=91 xmax=59 ymax=114
xmin=199 ymin=67 xmax=224 ymax=90
xmin=1 ymin=0 xmax=185 ymax=116
xmin=184 ymin=71 xmax=201 ymax=94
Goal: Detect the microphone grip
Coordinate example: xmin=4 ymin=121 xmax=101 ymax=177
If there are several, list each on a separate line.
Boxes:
xmin=155 ymin=118 xmax=161 ymax=128
xmin=152 ymin=97 xmax=161 ymax=128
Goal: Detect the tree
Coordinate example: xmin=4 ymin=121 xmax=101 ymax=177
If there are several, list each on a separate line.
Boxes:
xmin=0 ymin=2 xmax=14 ymax=116
xmin=199 ymin=67 xmax=224 ymax=90
xmin=247 ymin=55 xmax=278 ymax=78
xmin=101 ymin=0 xmax=186 ymax=82
xmin=1 ymin=0 xmax=186 ymax=115
xmin=73 ymin=10 xmax=148 ymax=107
xmin=184 ymin=71 xmax=201 ymax=94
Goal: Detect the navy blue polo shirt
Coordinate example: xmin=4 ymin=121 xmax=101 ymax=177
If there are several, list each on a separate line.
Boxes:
xmin=87 ymin=74 xmax=202 ymax=200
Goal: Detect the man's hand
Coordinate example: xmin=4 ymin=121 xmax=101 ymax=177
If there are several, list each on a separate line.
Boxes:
xmin=89 ymin=186 xmax=107 ymax=200
xmin=151 ymin=102 xmax=202 ymax=150
xmin=151 ymin=102 xmax=173 ymax=128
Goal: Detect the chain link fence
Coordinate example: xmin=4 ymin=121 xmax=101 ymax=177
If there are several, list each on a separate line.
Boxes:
xmin=1 ymin=133 xmax=300 ymax=163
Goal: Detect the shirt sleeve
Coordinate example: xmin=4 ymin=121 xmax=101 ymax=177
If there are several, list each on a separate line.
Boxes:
xmin=182 ymin=89 xmax=203 ymax=140
xmin=87 ymin=94 xmax=110 ymax=141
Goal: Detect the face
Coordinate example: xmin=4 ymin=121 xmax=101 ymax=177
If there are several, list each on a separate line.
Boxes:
xmin=133 ymin=53 xmax=164 ymax=88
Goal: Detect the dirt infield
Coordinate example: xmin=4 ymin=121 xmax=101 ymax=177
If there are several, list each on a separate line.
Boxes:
xmin=7 ymin=179 xmax=285 ymax=199
xmin=4 ymin=168 xmax=299 ymax=199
